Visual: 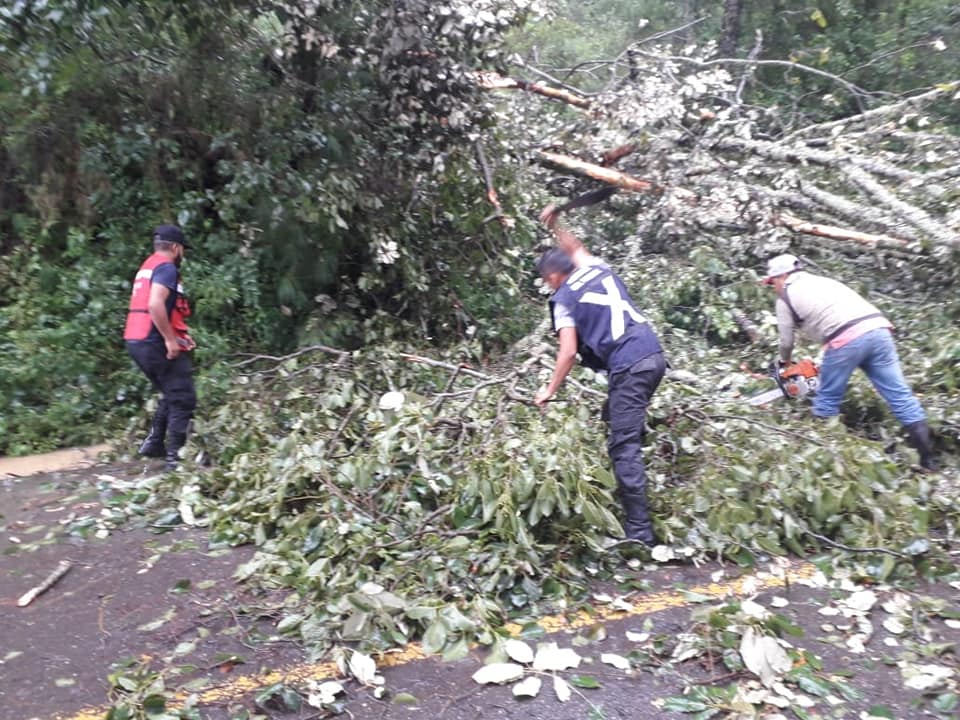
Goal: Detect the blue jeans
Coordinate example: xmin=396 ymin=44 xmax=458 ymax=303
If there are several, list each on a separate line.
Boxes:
xmin=813 ymin=328 xmax=925 ymax=425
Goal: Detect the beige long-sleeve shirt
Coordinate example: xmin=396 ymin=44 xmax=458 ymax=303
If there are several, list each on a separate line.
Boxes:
xmin=775 ymin=272 xmax=887 ymax=362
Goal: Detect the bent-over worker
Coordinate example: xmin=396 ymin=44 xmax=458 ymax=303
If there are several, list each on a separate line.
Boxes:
xmin=762 ymin=253 xmax=936 ymax=471
xmin=535 ymin=248 xmax=666 ymax=545
xmin=124 ymin=225 xmax=197 ymax=469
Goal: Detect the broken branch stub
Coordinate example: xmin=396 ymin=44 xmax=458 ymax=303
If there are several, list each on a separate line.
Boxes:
xmin=17 ymin=560 xmax=72 ymax=607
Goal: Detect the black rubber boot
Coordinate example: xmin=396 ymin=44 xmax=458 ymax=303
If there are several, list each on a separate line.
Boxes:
xmin=138 ymin=421 xmax=167 ymax=458
xmin=620 ymin=490 xmax=658 ymax=546
xmin=905 ymin=421 xmax=938 ymax=472
xmin=165 ymin=432 xmax=187 ymax=471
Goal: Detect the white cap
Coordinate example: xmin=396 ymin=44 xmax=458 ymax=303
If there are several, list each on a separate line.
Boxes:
xmin=762 ymin=253 xmax=801 ymax=282
xmin=378 ymin=391 xmax=405 ymax=411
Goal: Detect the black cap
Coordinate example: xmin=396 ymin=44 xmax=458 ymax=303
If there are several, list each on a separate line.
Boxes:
xmin=153 ymin=224 xmax=190 ymax=248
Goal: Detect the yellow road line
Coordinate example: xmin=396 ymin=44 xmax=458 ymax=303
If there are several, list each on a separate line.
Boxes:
xmin=56 ymin=561 xmax=817 ymax=720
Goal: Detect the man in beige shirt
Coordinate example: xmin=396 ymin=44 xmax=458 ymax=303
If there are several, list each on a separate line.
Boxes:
xmin=764 ymin=254 xmax=936 ymax=471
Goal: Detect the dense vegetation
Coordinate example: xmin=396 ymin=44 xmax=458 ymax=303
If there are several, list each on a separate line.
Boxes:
xmin=0 ymin=0 xmax=540 ymax=452
xmin=2 ymin=0 xmax=958 ymax=451
xmin=2 ymin=0 xmax=959 ymax=691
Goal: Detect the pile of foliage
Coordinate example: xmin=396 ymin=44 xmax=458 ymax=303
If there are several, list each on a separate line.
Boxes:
xmin=145 ymin=235 xmax=959 ymax=661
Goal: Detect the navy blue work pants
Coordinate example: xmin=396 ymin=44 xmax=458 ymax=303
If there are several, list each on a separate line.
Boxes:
xmin=605 ymin=352 xmax=666 ymax=541
xmin=126 ymin=341 xmax=196 ymax=439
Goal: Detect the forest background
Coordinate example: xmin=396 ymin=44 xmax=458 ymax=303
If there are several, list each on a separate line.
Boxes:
xmin=1 ymin=0 xmax=960 ymax=682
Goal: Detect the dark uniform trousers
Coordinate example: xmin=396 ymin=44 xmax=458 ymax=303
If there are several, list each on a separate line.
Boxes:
xmin=126 ymin=341 xmax=197 ymax=449
xmin=604 ymin=351 xmax=666 ymax=544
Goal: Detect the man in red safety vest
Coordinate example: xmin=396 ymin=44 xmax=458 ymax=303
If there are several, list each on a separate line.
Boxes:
xmin=124 ymin=225 xmax=197 ymax=469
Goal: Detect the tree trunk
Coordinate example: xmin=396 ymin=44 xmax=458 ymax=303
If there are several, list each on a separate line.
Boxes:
xmin=718 ymin=0 xmax=743 ymax=57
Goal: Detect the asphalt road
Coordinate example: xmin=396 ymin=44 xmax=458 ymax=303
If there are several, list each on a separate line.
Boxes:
xmin=2 ymin=451 xmax=957 ymax=720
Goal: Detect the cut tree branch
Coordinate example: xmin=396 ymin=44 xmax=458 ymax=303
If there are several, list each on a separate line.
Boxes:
xmin=534 ymin=151 xmax=663 ymax=194
xmin=786 ymin=82 xmax=959 ymax=140
xmin=776 ymin=213 xmax=913 ymax=250
xmin=839 ymin=165 xmax=960 ymax=247
xmin=474 ymin=140 xmax=512 ymax=229
xmin=515 ymin=60 xmax=595 ymax=98
xmin=18 ymin=560 xmax=72 ymax=607
xmin=796 ymin=181 xmax=921 ymax=243
xmin=475 ymin=72 xmax=592 ymax=109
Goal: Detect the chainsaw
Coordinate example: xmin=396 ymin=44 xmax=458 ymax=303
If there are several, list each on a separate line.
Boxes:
xmin=746 ymin=358 xmax=820 ymax=406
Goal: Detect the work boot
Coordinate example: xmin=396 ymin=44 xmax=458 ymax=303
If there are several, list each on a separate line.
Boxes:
xmin=905 ymin=421 xmax=938 ymax=472
xmin=138 ymin=422 xmax=167 ymax=458
xmin=165 ymin=432 xmax=187 ymax=471
xmin=619 ymin=490 xmax=658 ymax=547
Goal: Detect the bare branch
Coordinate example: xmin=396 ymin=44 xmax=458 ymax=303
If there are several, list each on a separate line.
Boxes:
xmin=474 ymin=140 xmax=512 ymax=230
xmin=515 ymin=60 xmax=595 ymax=98
xmin=839 ymin=165 xmax=960 ymax=247
xmin=632 ymin=49 xmax=882 ymax=101
xmin=634 ymin=17 xmax=708 ymax=47
xmin=776 ymin=213 xmax=914 ymax=251
xmin=785 ymin=82 xmax=958 ymax=140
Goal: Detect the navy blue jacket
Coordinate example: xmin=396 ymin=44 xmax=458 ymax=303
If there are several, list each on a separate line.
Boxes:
xmin=550 ymin=263 xmax=661 ymax=373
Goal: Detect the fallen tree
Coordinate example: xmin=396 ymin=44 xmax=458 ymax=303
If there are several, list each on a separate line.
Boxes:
xmin=157 ymin=260 xmax=959 ymax=658
xmin=481 ymin=51 xmax=960 ymax=252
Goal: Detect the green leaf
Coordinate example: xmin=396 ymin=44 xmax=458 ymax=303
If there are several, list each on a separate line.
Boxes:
xmin=569 ymin=675 xmax=602 ymax=689
xmin=276 ymin=613 xmax=304 ymax=633
xmin=170 ymin=579 xmax=192 ymax=594
xmin=392 ymin=692 xmax=419 ymax=705
xmin=662 ymin=696 xmax=710 ymax=712
xmin=797 ymin=675 xmax=831 ymax=697
xmin=279 ymin=686 xmax=302 ymax=711
xmin=902 ymin=538 xmax=930 ymax=555
xmin=932 ymin=693 xmax=958 ymax=712
xmin=865 ymin=705 xmax=894 ymax=719
xmin=142 ymin=694 xmax=167 ymax=717
xmin=421 ymin=620 xmax=448 ymax=655
xmin=767 ymin=614 xmax=804 ymax=637
xmin=442 ymin=636 xmax=470 ymax=662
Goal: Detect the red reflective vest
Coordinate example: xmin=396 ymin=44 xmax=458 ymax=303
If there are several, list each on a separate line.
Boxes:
xmin=123 ymin=253 xmax=192 ymax=342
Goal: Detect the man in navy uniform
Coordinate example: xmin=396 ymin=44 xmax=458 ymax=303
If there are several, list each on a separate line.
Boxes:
xmin=124 ymin=225 xmax=197 ymax=469
xmin=534 ymin=248 xmax=666 ymax=546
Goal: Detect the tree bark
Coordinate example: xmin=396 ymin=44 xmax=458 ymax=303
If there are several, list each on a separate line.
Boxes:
xmin=718 ymin=0 xmax=743 ymax=57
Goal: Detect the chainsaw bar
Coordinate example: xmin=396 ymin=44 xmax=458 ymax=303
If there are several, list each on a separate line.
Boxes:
xmin=746 ymin=387 xmax=788 ymax=406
